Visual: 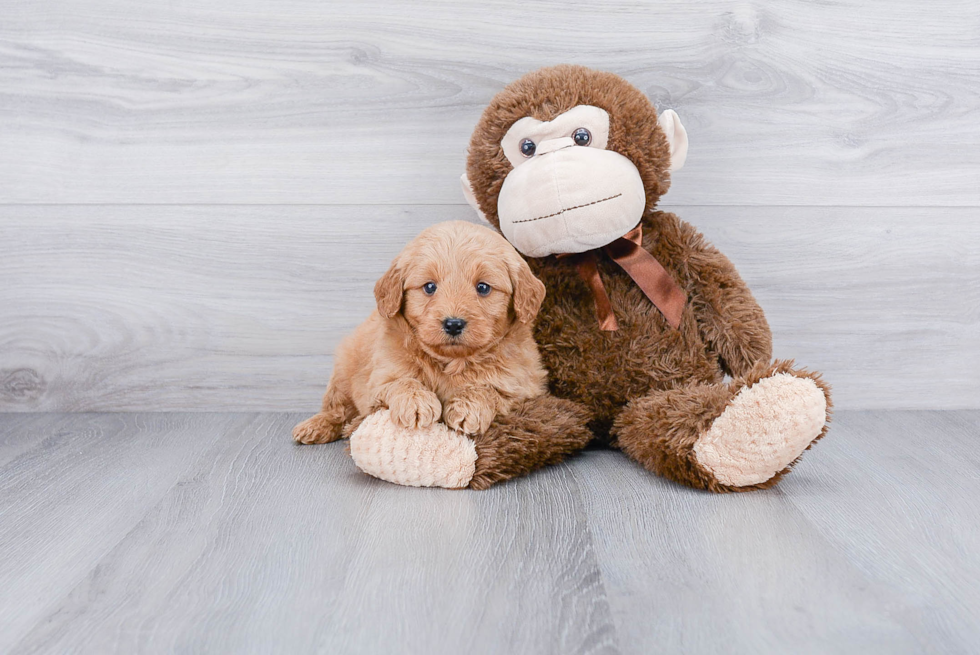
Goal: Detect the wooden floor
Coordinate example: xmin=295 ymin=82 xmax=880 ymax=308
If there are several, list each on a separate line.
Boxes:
xmin=0 ymin=412 xmax=977 ymax=653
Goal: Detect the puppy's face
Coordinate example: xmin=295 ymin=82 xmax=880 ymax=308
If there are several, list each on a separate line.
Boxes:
xmin=375 ymin=221 xmax=545 ymax=358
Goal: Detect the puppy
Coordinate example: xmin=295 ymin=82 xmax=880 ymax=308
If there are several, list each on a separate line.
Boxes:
xmin=293 ymin=220 xmax=548 ymax=445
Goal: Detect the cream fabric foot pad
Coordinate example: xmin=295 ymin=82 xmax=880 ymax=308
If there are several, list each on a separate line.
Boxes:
xmin=349 ymin=410 xmax=477 ymax=489
xmin=693 ymin=373 xmax=827 ymax=487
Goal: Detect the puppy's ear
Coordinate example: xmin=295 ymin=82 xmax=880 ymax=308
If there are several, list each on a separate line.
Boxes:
xmin=508 ymin=253 xmax=546 ymax=324
xmin=374 ymin=258 xmax=404 ymax=318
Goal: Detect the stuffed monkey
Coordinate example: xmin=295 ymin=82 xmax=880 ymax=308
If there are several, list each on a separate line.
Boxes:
xmin=349 ymin=65 xmax=830 ymax=492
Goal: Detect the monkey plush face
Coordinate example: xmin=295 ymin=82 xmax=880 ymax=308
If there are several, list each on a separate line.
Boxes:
xmin=496 ymin=105 xmax=645 ymax=257
xmin=463 ymin=65 xmax=688 ymax=258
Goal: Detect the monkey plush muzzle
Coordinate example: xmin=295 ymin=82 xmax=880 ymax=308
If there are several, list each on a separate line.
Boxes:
xmin=497 ymin=141 xmax=646 ymax=257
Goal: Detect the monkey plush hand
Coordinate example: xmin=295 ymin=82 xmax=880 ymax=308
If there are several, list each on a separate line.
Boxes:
xmin=351 ymin=64 xmax=830 ymax=492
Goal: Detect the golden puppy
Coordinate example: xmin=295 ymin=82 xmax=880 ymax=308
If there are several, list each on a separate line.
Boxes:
xmin=293 ymin=221 xmax=548 ymax=445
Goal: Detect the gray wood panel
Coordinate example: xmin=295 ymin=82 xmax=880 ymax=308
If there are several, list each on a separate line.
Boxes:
xmin=2 ymin=205 xmax=977 ymax=411
xmin=3 ymin=413 xmax=617 ymax=655
xmin=785 ymin=411 xmax=980 ymax=654
xmin=687 ymin=205 xmax=980 ymax=409
xmin=0 ymin=413 xmax=68 ymax=468
xmin=0 ymin=413 xmax=257 ymax=649
xmin=1 ymin=0 xmax=978 ymax=205
xmin=571 ymin=410 xmax=980 ymax=653
xmin=571 ymin=458 xmax=917 ymax=653
xmin=2 ymin=411 xmax=978 ymax=653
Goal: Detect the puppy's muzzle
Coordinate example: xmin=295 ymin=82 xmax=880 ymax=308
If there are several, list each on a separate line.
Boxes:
xmin=442 ymin=317 xmax=467 ymax=337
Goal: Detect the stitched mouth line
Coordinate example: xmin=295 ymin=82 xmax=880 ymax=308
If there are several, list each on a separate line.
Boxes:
xmin=512 ymin=193 xmax=623 ymax=224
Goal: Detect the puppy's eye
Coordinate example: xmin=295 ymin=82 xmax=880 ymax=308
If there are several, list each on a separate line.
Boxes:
xmin=520 ymin=138 xmax=536 ymax=157
xmin=572 ymin=127 xmax=591 ymax=146
xmin=476 ymin=282 xmax=492 ymax=296
xmin=422 ymin=282 xmax=437 ymax=295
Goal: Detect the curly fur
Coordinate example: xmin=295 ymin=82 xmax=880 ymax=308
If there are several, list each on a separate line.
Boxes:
xmin=528 ymin=210 xmax=774 ymax=438
xmin=461 ymin=65 xmax=831 ymax=491
xmin=469 ymin=394 xmax=593 ymax=490
xmin=293 ymin=221 xmax=549 ymax=445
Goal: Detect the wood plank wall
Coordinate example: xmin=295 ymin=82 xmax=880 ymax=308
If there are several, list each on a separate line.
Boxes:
xmin=2 ymin=0 xmax=978 ymax=410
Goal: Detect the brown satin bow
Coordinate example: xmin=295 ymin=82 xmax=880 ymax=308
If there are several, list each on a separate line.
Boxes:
xmin=561 ymin=224 xmax=686 ymax=331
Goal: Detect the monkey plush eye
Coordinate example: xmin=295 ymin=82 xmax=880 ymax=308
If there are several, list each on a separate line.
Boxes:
xmin=572 ymin=127 xmax=592 ymax=146
xmin=422 ymin=282 xmax=437 ymax=295
xmin=476 ymin=282 xmax=492 ymax=296
xmin=519 ymin=138 xmax=536 ymax=157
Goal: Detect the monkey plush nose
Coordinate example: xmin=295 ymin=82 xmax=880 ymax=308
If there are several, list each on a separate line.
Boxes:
xmin=535 ymin=136 xmax=575 ymax=156
xmin=442 ymin=317 xmax=467 ymax=336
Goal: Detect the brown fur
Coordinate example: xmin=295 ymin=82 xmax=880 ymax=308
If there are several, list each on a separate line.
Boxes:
xmin=463 ymin=65 xmax=831 ymax=491
xmin=529 ymin=209 xmax=774 ymax=438
xmin=293 ymin=221 xmax=548 ymax=444
xmin=469 ymin=394 xmax=593 ymax=490
xmin=613 ymin=360 xmax=833 ymax=492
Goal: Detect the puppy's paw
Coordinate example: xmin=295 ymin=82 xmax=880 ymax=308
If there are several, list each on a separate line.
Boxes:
xmin=293 ymin=413 xmax=344 ymax=445
xmin=388 ymin=388 xmax=442 ymax=430
xmin=443 ymin=396 xmax=496 ymax=435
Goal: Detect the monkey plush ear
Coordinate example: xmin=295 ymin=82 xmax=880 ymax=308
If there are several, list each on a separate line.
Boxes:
xmin=658 ymin=109 xmax=689 ymax=172
xmin=508 ymin=253 xmax=547 ymax=324
xmin=460 ymin=173 xmax=490 ymax=224
xmin=374 ymin=258 xmax=404 ymax=318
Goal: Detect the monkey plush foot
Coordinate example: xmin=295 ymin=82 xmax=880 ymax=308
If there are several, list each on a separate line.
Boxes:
xmin=693 ymin=369 xmax=828 ymax=488
xmin=613 ymin=360 xmax=831 ymax=492
xmin=349 ymin=410 xmax=477 ymax=489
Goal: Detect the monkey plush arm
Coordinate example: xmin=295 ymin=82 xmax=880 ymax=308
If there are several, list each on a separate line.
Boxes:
xmin=667 ymin=215 xmax=773 ymax=378
xmin=348 ymin=394 xmax=593 ymax=489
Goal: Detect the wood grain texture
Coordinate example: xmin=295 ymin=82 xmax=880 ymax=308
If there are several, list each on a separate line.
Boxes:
xmin=1 ymin=0 xmax=978 ymax=205
xmin=1 ymin=411 xmax=978 ymax=653
xmin=2 ymin=413 xmax=618 ymax=655
xmin=0 ymin=413 xmax=65 ymax=468
xmin=1 ymin=205 xmax=977 ymax=411
xmin=571 ymin=459 xmax=916 ymax=652
xmin=785 ymin=411 xmax=980 ymax=654
xmin=0 ymin=413 xmax=255 ymax=649
xmin=571 ymin=410 xmax=980 ymax=652
xmin=685 ymin=205 xmax=980 ymax=409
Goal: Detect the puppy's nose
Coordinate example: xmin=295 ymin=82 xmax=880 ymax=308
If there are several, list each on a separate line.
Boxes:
xmin=442 ymin=317 xmax=467 ymax=337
